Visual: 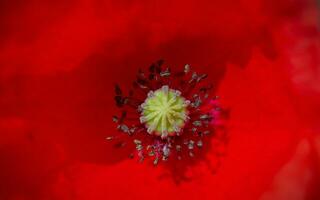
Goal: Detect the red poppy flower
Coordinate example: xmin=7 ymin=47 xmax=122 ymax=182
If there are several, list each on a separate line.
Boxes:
xmin=0 ymin=0 xmax=319 ymax=200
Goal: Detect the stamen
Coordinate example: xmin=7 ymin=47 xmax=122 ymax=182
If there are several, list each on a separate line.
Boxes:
xmin=162 ymin=145 xmax=170 ymax=158
xmin=140 ymin=116 xmax=147 ymax=123
xmin=147 ymin=91 xmax=154 ymax=98
xmin=188 ymin=140 xmax=195 ymax=150
xmin=147 ymin=124 xmax=156 ymax=134
xmin=160 ymin=68 xmax=171 ymax=77
xmin=106 ymin=136 xmax=114 ymax=140
xmin=197 ymin=140 xmax=203 ymax=148
xmin=112 ymin=116 xmax=118 ymax=123
xmin=173 ymin=90 xmax=181 ymax=97
xmin=113 ymin=61 xmax=223 ymax=165
xmin=162 ymin=85 xmax=169 ymax=94
xmin=184 ymin=64 xmax=190 ymax=73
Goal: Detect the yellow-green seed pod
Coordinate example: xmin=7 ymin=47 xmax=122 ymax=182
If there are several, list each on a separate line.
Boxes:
xmin=140 ymin=85 xmax=190 ymax=138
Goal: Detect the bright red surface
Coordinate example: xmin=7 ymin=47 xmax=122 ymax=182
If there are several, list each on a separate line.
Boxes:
xmin=0 ymin=0 xmax=319 ymax=199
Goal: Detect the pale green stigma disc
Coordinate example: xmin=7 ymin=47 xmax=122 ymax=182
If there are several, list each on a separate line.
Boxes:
xmin=140 ymin=85 xmax=190 ymax=138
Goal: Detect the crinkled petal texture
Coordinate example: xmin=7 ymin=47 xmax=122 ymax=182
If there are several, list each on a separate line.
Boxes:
xmin=0 ymin=0 xmax=319 ymax=200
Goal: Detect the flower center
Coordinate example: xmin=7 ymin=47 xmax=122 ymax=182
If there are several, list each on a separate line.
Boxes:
xmin=140 ymin=85 xmax=189 ymax=138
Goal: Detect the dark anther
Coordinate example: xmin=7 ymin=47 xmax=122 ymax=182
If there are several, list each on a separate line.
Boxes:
xmin=197 ymin=140 xmax=203 ymax=148
xmin=153 ymin=157 xmax=159 ymax=165
xmin=112 ymin=116 xmax=118 ymax=123
xmin=152 ymin=59 xmax=164 ymax=74
xmin=149 ymin=64 xmax=155 ymax=73
xmin=155 ymin=60 xmax=163 ymax=74
xmin=149 ymin=73 xmax=155 ymax=80
xmin=188 ymin=72 xmax=197 ymax=83
xmin=200 ymin=114 xmax=212 ymax=121
xmin=148 ymin=150 xmax=155 ymax=157
xmin=120 ymin=111 xmax=127 ymax=121
xmin=123 ymin=98 xmax=129 ymax=105
xmin=192 ymin=72 xmax=198 ymax=80
xmin=203 ymin=130 xmax=211 ymax=135
xmin=118 ymin=124 xmax=129 ymax=133
xmin=192 ymin=121 xmax=202 ymax=127
xmin=137 ymin=77 xmax=147 ymax=86
xmin=114 ymin=84 xmax=122 ymax=95
xmin=192 ymin=97 xmax=202 ymax=108
xmin=134 ymin=139 xmax=142 ymax=145
xmin=188 ymin=140 xmax=195 ymax=150
xmin=197 ymin=74 xmax=208 ymax=82
xmin=184 ymin=64 xmax=190 ymax=73
xmin=156 ymin=59 xmax=164 ymax=67
xmin=114 ymin=141 xmax=126 ymax=148
xmin=200 ymin=87 xmax=207 ymax=93
xmin=160 ymin=68 xmax=170 ymax=77
xmin=129 ymin=127 xmax=136 ymax=135
xmin=114 ymin=96 xmax=124 ymax=107
xmin=199 ymin=84 xmax=213 ymax=93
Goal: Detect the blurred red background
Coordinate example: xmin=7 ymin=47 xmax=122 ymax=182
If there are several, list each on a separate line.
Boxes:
xmin=0 ymin=0 xmax=319 ymax=199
